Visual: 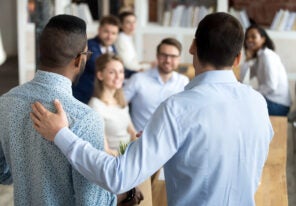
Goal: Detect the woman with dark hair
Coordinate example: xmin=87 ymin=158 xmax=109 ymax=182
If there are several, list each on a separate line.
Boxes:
xmin=240 ymin=24 xmax=291 ymax=116
xmin=115 ymin=11 xmax=154 ymax=78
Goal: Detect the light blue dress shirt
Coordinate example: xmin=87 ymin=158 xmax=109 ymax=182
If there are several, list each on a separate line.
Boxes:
xmin=123 ymin=68 xmax=189 ymax=131
xmin=53 ymin=70 xmax=273 ymax=206
xmin=0 ymin=71 xmax=116 ymax=206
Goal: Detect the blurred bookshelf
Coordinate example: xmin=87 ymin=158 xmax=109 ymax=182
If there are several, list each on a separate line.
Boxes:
xmin=17 ymin=0 xmax=296 ymax=84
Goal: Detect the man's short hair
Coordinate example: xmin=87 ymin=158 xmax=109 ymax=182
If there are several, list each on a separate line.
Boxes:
xmin=156 ymin=38 xmax=182 ymax=55
xmin=195 ymin=12 xmax=244 ymax=69
xmin=99 ymin=15 xmax=120 ymax=28
xmin=39 ymin=14 xmax=87 ymax=68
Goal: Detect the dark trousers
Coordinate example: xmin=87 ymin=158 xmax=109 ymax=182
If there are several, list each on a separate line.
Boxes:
xmin=265 ymin=97 xmax=290 ymax=116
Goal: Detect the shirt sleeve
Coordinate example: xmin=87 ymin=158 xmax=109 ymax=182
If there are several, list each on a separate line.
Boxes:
xmin=258 ymin=54 xmax=279 ymax=95
xmin=123 ymin=75 xmax=138 ymax=103
xmin=54 ymin=100 xmax=181 ymax=194
xmin=0 ymin=142 xmax=13 ymax=185
xmin=115 ymin=36 xmax=150 ymax=71
xmin=240 ymin=59 xmax=256 ymax=82
xmin=66 ymin=112 xmax=117 ymax=206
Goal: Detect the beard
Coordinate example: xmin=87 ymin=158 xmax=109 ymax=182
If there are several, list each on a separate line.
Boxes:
xmin=158 ymin=64 xmax=174 ymax=75
xmin=73 ymin=59 xmax=86 ymax=86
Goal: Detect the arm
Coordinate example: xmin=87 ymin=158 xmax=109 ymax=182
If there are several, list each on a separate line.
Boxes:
xmin=257 ymin=54 xmax=279 ymax=95
xmin=126 ymin=106 xmax=137 ymax=141
xmin=0 ymin=142 xmax=12 ymax=185
xmin=116 ymin=37 xmax=150 ymax=71
xmin=30 ymin=99 xmax=181 ymax=194
xmin=69 ymin=107 xmax=117 ymax=205
xmin=123 ymin=76 xmax=138 ymax=103
xmin=104 ymin=136 xmax=118 ymax=156
xmin=127 ymin=122 xmax=137 ymax=141
xmin=31 ymin=99 xmax=117 ymax=205
xmin=240 ymin=59 xmax=256 ymax=82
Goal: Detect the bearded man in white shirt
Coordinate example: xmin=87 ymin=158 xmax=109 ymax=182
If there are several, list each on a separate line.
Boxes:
xmin=123 ymin=37 xmax=189 ymax=132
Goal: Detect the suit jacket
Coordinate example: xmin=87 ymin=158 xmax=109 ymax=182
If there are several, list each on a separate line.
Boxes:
xmin=72 ymin=36 xmax=117 ymax=104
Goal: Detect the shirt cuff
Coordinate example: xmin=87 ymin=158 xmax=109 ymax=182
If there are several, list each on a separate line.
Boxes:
xmin=54 ymin=127 xmax=79 ymax=155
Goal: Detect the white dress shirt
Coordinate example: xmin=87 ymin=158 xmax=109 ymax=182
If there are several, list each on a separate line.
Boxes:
xmin=123 ymin=68 xmax=189 ymax=131
xmin=53 ymin=70 xmax=273 ymax=206
xmin=115 ymin=32 xmax=150 ymax=71
xmin=240 ymin=48 xmax=291 ymax=106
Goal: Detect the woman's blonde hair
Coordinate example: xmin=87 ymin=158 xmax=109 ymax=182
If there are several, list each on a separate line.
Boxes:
xmin=93 ymin=53 xmax=126 ymax=108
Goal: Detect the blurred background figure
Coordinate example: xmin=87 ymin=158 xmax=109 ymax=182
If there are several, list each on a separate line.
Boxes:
xmin=115 ymin=11 xmax=154 ymax=79
xmin=240 ymin=24 xmax=291 ymax=116
xmin=88 ymin=54 xmax=137 ymax=156
xmin=88 ymin=54 xmax=152 ymax=206
xmin=72 ymin=15 xmax=120 ymax=104
xmin=123 ymin=38 xmax=189 ymax=132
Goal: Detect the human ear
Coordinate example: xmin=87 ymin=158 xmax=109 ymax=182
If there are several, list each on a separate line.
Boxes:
xmin=74 ymin=55 xmax=82 ymax=68
xmin=96 ymin=71 xmax=104 ymax=81
xmin=233 ymin=51 xmax=242 ymax=67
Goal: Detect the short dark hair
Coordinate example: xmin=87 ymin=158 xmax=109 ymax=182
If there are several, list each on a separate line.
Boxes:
xmin=118 ymin=11 xmax=135 ymax=24
xmin=195 ymin=12 xmax=244 ymax=69
xmin=156 ymin=38 xmax=182 ymax=55
xmin=39 ymin=14 xmax=87 ymax=68
xmin=244 ymin=24 xmax=275 ymax=51
xmin=99 ymin=15 xmax=120 ymax=28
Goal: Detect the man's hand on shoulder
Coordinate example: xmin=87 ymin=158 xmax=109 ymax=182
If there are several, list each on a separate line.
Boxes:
xmin=30 ymin=99 xmax=69 ymax=141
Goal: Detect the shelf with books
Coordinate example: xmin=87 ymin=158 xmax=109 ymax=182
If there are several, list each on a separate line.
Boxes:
xmin=134 ymin=0 xmax=228 ymax=63
xmin=17 ymin=0 xmax=102 ymax=84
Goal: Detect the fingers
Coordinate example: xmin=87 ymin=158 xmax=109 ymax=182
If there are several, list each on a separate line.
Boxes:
xmin=31 ymin=103 xmax=42 ymax=119
xmin=30 ymin=112 xmax=40 ymax=127
xmin=31 ymin=101 xmax=47 ymax=118
xmin=53 ymin=99 xmax=64 ymax=115
xmin=136 ymin=131 xmax=143 ymax=138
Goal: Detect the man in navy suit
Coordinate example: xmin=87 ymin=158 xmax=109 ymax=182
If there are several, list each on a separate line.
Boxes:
xmin=72 ymin=15 xmax=120 ymax=104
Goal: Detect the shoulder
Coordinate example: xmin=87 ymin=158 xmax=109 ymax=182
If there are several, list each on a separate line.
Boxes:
xmin=88 ymin=37 xmax=101 ymax=51
xmin=66 ymin=99 xmax=104 ymax=146
xmin=88 ymin=97 xmax=104 ymax=107
xmin=174 ymin=72 xmax=189 ymax=81
xmin=171 ymin=72 xmax=190 ymax=87
xmin=126 ymin=71 xmax=149 ymax=84
xmin=63 ymin=97 xmax=101 ymax=126
xmin=260 ymin=48 xmax=279 ymax=60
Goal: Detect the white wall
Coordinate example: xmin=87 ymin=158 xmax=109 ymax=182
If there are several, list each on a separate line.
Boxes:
xmin=0 ymin=0 xmax=17 ymax=56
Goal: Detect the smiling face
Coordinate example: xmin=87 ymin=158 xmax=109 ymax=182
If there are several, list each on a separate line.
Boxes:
xmin=96 ymin=60 xmax=124 ymax=90
xmin=121 ymin=14 xmax=136 ymax=35
xmin=157 ymin=44 xmax=180 ymax=74
xmin=98 ymin=24 xmax=119 ymax=46
xmin=245 ymin=28 xmax=266 ymax=52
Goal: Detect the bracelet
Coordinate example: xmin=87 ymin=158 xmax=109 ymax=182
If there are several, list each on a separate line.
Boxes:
xmin=122 ymin=188 xmax=136 ymax=203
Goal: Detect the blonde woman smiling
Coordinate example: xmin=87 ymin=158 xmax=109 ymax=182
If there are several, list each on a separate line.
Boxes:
xmin=88 ymin=54 xmax=137 ymax=156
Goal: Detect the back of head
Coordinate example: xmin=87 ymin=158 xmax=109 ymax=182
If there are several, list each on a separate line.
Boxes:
xmin=99 ymin=15 xmax=120 ymax=28
xmin=195 ymin=12 xmax=244 ymax=69
xmin=39 ymin=15 xmax=87 ymax=69
xmin=156 ymin=38 xmax=182 ymax=54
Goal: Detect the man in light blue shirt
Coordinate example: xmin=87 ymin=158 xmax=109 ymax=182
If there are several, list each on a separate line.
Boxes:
xmin=123 ymin=38 xmax=189 ymax=131
xmin=0 ymin=15 xmax=137 ymax=205
xmin=30 ymin=13 xmax=273 ymax=206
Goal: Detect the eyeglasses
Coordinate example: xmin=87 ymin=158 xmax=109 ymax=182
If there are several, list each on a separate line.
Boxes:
xmin=158 ymin=52 xmax=180 ymax=59
xmin=78 ymin=50 xmax=93 ymax=60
